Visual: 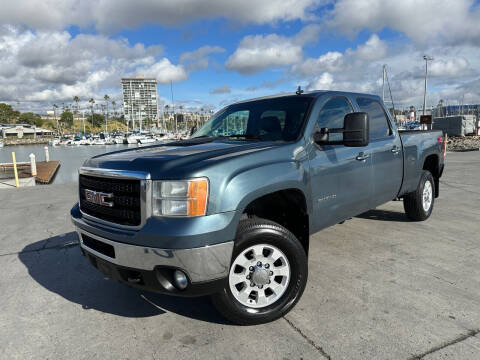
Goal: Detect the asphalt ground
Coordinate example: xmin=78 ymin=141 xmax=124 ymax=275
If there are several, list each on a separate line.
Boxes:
xmin=1 ymin=151 xmax=479 ymax=359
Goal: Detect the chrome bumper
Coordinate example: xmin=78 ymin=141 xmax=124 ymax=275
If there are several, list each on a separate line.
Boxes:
xmin=76 ymin=229 xmax=233 ymax=283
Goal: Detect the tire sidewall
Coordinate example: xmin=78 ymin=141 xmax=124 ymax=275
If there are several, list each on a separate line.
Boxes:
xmin=219 ymin=222 xmax=307 ymax=322
xmin=418 ymin=171 xmax=435 ymax=217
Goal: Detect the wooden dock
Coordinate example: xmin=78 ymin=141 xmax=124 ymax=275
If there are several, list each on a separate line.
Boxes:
xmin=1 ymin=161 xmax=60 ymax=184
xmin=33 ymin=161 xmax=61 ymax=184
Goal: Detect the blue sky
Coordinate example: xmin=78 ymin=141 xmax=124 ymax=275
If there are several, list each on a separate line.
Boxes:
xmin=1 ymin=0 xmax=479 ymax=113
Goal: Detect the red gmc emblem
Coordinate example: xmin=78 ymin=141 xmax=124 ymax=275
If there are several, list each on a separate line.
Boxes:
xmin=84 ymin=189 xmax=113 ymax=207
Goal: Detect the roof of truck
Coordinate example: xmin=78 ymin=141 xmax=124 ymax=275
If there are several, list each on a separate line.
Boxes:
xmin=234 ymin=90 xmax=381 ymax=104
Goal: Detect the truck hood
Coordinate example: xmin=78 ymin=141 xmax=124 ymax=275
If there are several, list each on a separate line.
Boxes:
xmin=83 ymin=139 xmax=280 ymax=178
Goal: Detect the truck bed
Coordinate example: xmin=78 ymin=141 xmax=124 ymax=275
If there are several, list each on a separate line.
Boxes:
xmin=397 ymin=129 xmax=443 ymax=196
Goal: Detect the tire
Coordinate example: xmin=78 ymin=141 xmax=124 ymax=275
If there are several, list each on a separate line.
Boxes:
xmin=403 ymin=170 xmax=435 ymax=221
xmin=211 ymin=217 xmax=308 ymax=325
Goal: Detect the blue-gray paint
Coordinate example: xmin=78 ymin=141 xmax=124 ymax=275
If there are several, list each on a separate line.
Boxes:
xmin=71 ymin=90 xmax=445 ymax=250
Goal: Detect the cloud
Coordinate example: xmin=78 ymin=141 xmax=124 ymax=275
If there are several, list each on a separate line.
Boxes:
xmin=0 ymin=0 xmax=324 ymax=32
xmin=180 ymin=45 xmax=225 ymax=71
xmin=226 ymin=31 xmax=312 ymax=74
xmin=328 ymin=0 xmax=480 ymax=46
xmin=0 ymin=26 xmax=184 ymax=111
xmin=210 ymin=85 xmax=231 ymax=94
xmin=307 ymin=72 xmax=334 ymax=90
xmin=138 ymin=58 xmax=188 ymax=84
xmin=246 ymin=78 xmax=288 ymax=91
xmin=291 ymin=51 xmax=344 ymax=77
xmin=429 ymin=58 xmax=474 ymax=78
xmin=294 ymin=34 xmax=480 ymax=107
xmin=350 ymin=34 xmax=387 ymax=61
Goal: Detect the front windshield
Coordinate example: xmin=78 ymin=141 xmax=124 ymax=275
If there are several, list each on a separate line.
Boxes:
xmin=192 ymin=96 xmax=313 ymax=142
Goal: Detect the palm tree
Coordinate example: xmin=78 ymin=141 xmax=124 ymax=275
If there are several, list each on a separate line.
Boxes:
xmin=73 ymin=96 xmax=80 ymax=117
xmin=111 ymin=101 xmax=117 ymax=119
xmin=164 ymin=104 xmax=170 ymax=131
xmin=88 ymin=98 xmax=95 ymax=130
xmin=53 ymin=104 xmax=59 ymax=135
xmin=103 ymin=94 xmax=110 ymax=134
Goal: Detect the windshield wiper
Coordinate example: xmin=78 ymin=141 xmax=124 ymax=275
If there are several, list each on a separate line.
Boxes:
xmin=219 ymin=134 xmax=261 ymax=140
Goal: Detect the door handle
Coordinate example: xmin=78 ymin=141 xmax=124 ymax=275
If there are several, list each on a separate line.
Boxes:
xmin=391 ymin=146 xmax=400 ymax=154
xmin=356 ymin=152 xmax=370 ymax=161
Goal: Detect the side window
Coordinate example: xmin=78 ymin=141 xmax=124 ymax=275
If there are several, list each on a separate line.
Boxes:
xmin=316 ymin=97 xmax=353 ymax=141
xmin=356 ymin=98 xmax=391 ymax=139
xmin=211 ymin=110 xmax=249 ymax=136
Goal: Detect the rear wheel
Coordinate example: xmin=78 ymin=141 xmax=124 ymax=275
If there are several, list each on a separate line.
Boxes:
xmin=403 ymin=170 xmax=435 ymax=221
xmin=212 ymin=218 xmax=308 ymax=325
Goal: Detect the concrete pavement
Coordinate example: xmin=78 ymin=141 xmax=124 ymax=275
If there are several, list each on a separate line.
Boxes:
xmin=0 ymin=151 xmax=479 ymax=359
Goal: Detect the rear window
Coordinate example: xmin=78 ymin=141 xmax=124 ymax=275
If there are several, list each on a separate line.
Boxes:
xmin=356 ymin=98 xmax=392 ymax=139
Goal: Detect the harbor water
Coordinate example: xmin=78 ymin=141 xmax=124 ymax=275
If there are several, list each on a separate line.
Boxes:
xmin=0 ymin=144 xmax=143 ymax=184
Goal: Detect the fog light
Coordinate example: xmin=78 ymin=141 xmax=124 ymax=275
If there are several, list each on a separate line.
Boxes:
xmin=173 ymin=270 xmax=188 ymax=290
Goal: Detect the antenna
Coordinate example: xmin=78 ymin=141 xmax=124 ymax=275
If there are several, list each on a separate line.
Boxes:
xmin=296 ymin=86 xmax=304 ymax=95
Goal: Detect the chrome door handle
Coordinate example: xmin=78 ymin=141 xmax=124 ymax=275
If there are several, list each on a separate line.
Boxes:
xmin=391 ymin=146 xmax=400 ymax=154
xmin=356 ymin=152 xmax=370 ymax=161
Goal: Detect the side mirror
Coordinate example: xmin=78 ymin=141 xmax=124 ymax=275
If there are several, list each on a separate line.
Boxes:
xmin=189 ymin=125 xmax=197 ymax=137
xmin=313 ymin=112 xmax=369 ymax=147
xmin=343 ymin=112 xmax=369 ymax=147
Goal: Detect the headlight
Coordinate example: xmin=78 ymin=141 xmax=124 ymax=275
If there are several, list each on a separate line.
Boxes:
xmin=152 ymin=178 xmax=209 ymax=217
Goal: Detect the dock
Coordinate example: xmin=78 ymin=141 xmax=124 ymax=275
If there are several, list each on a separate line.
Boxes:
xmin=32 ymin=161 xmax=60 ymax=184
xmin=0 ymin=160 xmax=60 ymax=185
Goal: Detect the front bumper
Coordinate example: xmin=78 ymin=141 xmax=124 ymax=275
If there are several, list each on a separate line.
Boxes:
xmin=81 ymin=247 xmax=227 ymax=296
xmin=77 ymin=228 xmax=233 ymax=283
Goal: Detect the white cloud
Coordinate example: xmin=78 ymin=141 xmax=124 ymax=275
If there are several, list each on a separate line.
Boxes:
xmin=210 ymin=85 xmax=231 ymax=94
xmin=295 ymin=34 xmax=480 ymax=108
xmin=138 ymin=58 xmax=188 ymax=84
xmin=225 ymin=25 xmax=323 ymax=75
xmin=350 ymin=34 xmax=387 ymax=61
xmin=180 ymin=45 xmax=225 ymax=71
xmin=0 ymin=26 xmax=185 ymax=111
xmin=429 ymin=58 xmax=474 ymax=78
xmin=291 ymin=51 xmax=344 ymax=77
xmin=307 ymin=72 xmax=334 ymax=90
xmin=328 ymin=0 xmax=480 ymax=46
xmin=0 ymin=0 xmax=324 ymax=32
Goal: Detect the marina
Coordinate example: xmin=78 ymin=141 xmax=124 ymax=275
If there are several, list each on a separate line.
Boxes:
xmin=0 ymin=144 xmax=138 ymax=184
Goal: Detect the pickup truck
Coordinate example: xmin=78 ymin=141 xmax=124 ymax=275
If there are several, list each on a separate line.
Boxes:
xmin=71 ymin=90 xmax=445 ymax=325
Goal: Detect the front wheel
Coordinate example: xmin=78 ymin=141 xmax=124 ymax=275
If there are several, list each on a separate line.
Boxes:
xmin=403 ymin=170 xmax=435 ymax=221
xmin=212 ymin=218 xmax=308 ymax=325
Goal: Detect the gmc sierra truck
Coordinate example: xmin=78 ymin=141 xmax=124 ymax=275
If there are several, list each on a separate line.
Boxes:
xmin=71 ymin=90 xmax=445 ymax=324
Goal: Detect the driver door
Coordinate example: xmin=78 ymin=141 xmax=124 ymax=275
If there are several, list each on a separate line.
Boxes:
xmin=309 ymin=96 xmax=373 ymax=230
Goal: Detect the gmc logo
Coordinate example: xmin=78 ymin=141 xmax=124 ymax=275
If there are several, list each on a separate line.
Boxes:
xmin=84 ymin=189 xmax=113 ymax=207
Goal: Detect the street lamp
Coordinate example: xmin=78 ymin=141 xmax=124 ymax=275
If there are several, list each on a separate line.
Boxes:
xmin=423 ymin=55 xmax=433 ymax=116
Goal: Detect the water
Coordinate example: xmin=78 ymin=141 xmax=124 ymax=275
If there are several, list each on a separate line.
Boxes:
xmin=0 ymin=144 xmax=139 ymax=184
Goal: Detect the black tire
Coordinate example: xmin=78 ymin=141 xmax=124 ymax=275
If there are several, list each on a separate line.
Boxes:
xmin=211 ymin=217 xmax=308 ymax=325
xmin=403 ymin=170 xmax=435 ymax=221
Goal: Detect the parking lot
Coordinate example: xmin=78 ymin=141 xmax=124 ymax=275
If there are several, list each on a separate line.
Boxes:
xmin=1 ymin=151 xmax=479 ymax=360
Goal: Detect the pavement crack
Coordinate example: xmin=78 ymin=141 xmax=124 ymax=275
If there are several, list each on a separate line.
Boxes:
xmin=408 ymin=329 xmax=480 ymax=360
xmin=439 ymin=180 xmax=480 ymax=195
xmin=283 ymin=316 xmax=331 ymax=359
xmin=0 ymin=241 xmax=79 ymax=257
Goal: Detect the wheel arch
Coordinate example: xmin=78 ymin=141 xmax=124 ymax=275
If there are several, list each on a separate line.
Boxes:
xmin=423 ymin=154 xmax=441 ymax=197
xmin=240 ymin=188 xmax=310 ymax=255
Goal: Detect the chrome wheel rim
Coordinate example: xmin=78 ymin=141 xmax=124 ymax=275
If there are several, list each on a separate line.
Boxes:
xmin=229 ymin=244 xmax=290 ymax=309
xmin=422 ymin=180 xmax=433 ymax=212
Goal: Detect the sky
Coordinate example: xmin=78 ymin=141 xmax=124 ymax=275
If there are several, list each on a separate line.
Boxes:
xmin=0 ymin=0 xmax=480 ymax=114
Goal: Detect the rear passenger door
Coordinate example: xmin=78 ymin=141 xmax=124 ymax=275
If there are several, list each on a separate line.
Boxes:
xmin=356 ymin=97 xmax=403 ymax=207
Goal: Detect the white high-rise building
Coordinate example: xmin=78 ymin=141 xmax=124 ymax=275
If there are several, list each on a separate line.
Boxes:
xmin=121 ymin=77 xmax=158 ymax=131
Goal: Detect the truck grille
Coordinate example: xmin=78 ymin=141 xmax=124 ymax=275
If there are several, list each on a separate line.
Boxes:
xmin=79 ymin=174 xmax=142 ymax=226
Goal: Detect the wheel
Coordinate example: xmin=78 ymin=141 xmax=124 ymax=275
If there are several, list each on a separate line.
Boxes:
xmin=403 ymin=170 xmax=435 ymax=221
xmin=211 ymin=217 xmax=308 ymax=325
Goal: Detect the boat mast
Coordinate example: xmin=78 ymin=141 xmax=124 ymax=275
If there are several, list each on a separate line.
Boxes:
xmin=382 ymin=64 xmax=386 ymax=102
